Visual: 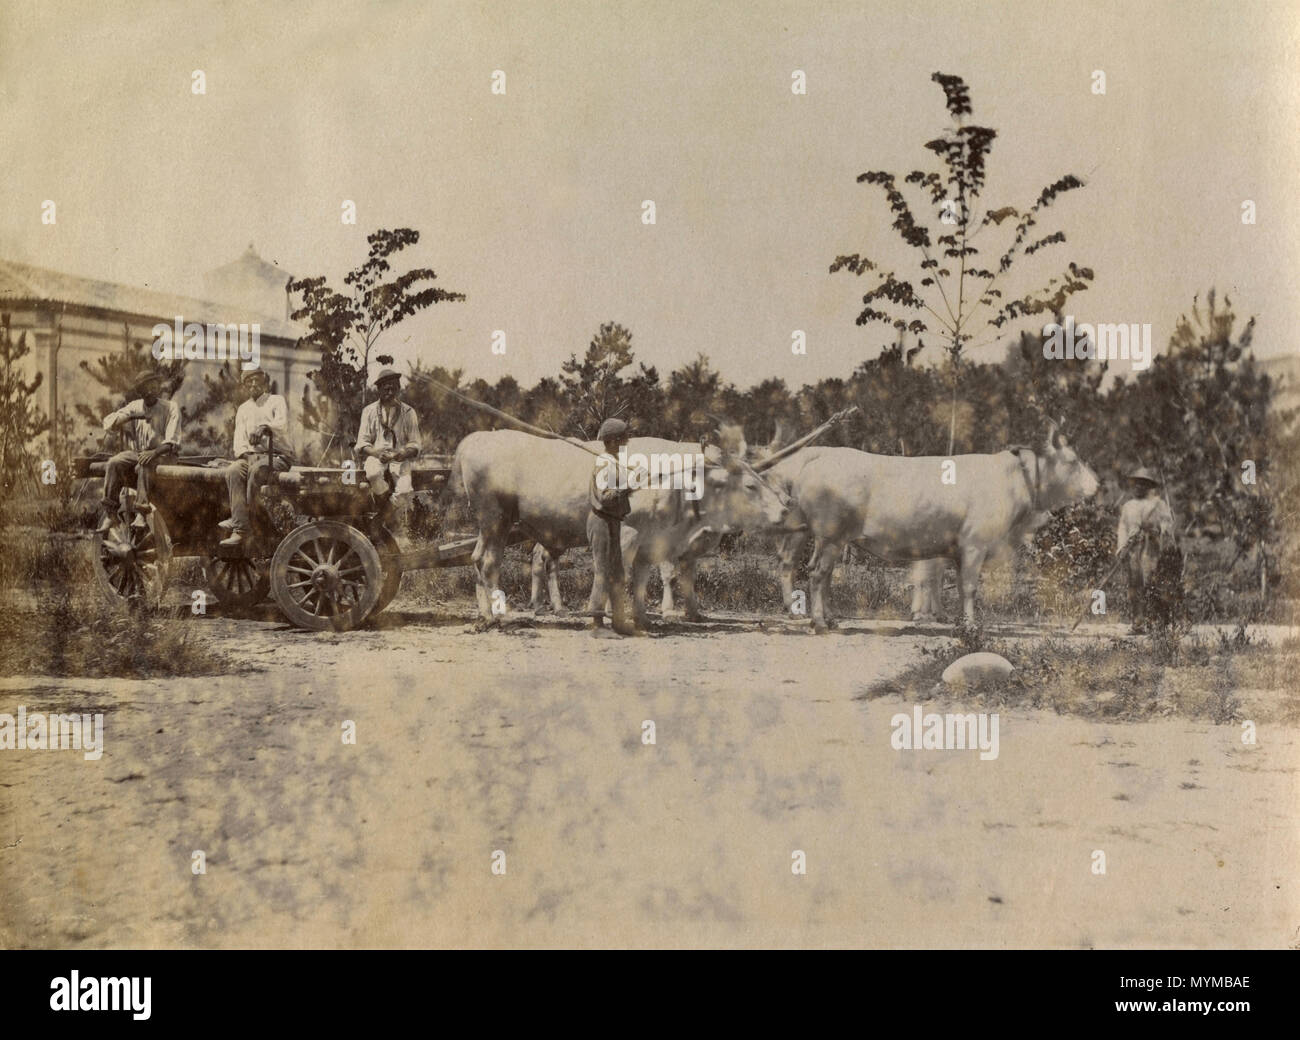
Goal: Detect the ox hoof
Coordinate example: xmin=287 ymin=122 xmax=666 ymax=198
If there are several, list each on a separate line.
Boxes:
xmin=812 ymin=621 xmax=830 ymax=635
xmin=682 ymin=611 xmax=709 ymax=623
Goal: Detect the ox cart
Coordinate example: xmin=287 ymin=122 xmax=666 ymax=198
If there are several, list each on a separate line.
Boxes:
xmin=75 ymin=454 xmax=494 ymax=631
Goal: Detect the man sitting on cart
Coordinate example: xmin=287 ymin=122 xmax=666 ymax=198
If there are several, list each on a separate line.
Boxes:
xmin=219 ymin=367 xmax=292 ymax=548
xmin=96 ymin=370 xmax=182 ymax=534
xmin=355 ymin=367 xmax=421 ymax=514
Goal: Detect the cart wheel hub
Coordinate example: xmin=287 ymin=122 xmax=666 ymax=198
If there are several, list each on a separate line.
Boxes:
xmin=311 ymin=565 xmax=343 ymax=598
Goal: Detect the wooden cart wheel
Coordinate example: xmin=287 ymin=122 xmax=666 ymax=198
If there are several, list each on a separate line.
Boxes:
xmin=371 ymin=526 xmax=404 ymax=615
xmin=270 ymin=521 xmax=382 ymax=631
xmin=92 ymin=508 xmax=172 ymax=609
xmin=201 ymin=553 xmax=271 ymax=611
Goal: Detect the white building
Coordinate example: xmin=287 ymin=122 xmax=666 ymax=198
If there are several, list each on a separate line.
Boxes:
xmin=1 ymin=246 xmax=317 ymax=454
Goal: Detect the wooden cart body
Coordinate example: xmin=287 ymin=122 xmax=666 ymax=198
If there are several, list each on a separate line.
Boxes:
xmin=77 ymin=455 xmax=488 ymax=631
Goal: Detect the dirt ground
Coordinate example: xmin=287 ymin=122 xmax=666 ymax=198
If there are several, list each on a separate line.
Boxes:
xmin=1 ymin=602 xmax=1297 ymax=949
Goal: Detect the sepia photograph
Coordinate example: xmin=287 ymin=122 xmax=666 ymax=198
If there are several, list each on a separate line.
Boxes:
xmin=1 ymin=0 xmax=1297 ymax=974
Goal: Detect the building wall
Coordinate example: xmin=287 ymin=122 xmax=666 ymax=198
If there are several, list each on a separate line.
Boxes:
xmin=7 ymin=303 xmax=319 ymax=457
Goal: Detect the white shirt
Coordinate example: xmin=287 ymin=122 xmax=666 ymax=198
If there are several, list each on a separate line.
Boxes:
xmin=232 ymin=393 xmax=288 ymax=457
xmin=354 ymin=400 xmax=420 ymax=456
xmin=1117 ymin=496 xmax=1174 ymax=552
xmin=102 ymin=397 xmax=181 ymax=452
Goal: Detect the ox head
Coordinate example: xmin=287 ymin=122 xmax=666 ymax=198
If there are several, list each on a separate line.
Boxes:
xmin=697 ymin=425 xmax=791 ymax=534
xmin=1038 ymin=420 xmax=1100 ymax=508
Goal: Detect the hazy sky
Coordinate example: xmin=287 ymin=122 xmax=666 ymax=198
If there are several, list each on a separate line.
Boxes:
xmin=3 ymin=0 xmax=1297 ymax=387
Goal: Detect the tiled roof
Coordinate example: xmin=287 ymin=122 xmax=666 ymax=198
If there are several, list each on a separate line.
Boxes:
xmin=0 ymin=258 xmax=307 ymax=342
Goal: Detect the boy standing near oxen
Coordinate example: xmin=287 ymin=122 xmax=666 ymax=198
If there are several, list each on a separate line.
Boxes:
xmin=588 ymin=418 xmax=638 ymax=636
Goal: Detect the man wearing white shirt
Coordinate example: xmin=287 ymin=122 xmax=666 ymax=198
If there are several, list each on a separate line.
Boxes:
xmin=96 ymin=371 xmax=182 ymax=533
xmin=354 ymin=368 xmax=421 ymax=506
xmin=219 ymin=368 xmax=291 ymax=547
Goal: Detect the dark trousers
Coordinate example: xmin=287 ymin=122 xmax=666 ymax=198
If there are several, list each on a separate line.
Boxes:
xmin=587 ymin=511 xmax=631 ymax=624
xmin=1125 ymin=534 xmax=1158 ymax=625
xmin=102 ymin=451 xmax=152 ymax=512
xmin=226 ymin=453 xmax=290 ymax=532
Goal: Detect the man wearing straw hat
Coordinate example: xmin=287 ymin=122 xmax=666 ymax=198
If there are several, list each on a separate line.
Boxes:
xmin=355 ymin=368 xmax=422 ymax=512
xmin=95 ymin=370 xmax=181 ymax=534
xmin=1116 ymin=466 xmax=1176 ymax=634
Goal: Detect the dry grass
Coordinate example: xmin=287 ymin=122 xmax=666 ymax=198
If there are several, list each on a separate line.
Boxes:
xmin=859 ymin=632 xmax=1300 ymax=725
xmin=0 ymin=527 xmax=232 ymax=678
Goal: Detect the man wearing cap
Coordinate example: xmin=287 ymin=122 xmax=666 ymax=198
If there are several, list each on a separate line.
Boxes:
xmin=219 ymin=367 xmax=291 ymax=547
xmin=96 ymin=371 xmax=182 ymax=533
xmin=587 ymin=417 xmax=638 ymax=636
xmin=1116 ymin=466 xmax=1176 ymax=633
xmin=355 ymin=368 xmax=421 ymax=508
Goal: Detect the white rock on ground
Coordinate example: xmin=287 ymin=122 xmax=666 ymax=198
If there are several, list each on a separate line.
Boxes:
xmin=941 ymin=651 xmax=1015 ymax=688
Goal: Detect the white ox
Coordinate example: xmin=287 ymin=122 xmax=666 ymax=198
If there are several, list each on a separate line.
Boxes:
xmin=770 ymin=427 xmax=1098 ymax=631
xmin=452 ymin=429 xmax=789 ymax=625
xmin=906 ymin=506 xmax=1052 ymax=622
xmin=530 ymin=428 xmax=796 ymax=621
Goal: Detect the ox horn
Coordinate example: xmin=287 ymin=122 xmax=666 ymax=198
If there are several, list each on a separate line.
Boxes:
xmin=753 ymin=406 xmax=859 ymax=472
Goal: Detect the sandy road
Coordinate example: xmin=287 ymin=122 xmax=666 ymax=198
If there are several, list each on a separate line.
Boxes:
xmin=1 ymin=606 xmax=1297 ymax=948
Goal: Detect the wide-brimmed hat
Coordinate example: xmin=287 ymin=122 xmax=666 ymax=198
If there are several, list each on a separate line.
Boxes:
xmin=597 ymin=418 xmax=629 ymax=442
xmin=373 ymin=368 xmax=402 ymax=387
xmin=1128 ymin=466 xmax=1160 ymax=486
xmin=132 ymin=371 xmax=165 ymax=396
xmin=241 ymin=367 xmax=269 ymax=383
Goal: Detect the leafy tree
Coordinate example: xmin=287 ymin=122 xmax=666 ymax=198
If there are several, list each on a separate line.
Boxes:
xmin=559 ymin=322 xmax=663 ymax=438
xmin=38 ymin=406 xmax=92 ymax=529
xmin=721 ymin=377 xmax=795 ymax=448
xmin=519 ymin=376 xmax=569 ymax=439
xmin=999 ymin=317 xmax=1108 ymax=458
xmin=0 ymin=314 xmax=50 ymax=500
xmin=847 ymin=338 xmax=946 ymax=455
xmin=74 ymin=323 xmax=184 ymax=450
xmin=297 ymin=382 xmax=342 ymax=465
xmin=665 ymin=353 xmax=725 ymax=440
xmin=289 ymin=228 xmax=465 ymax=462
xmin=404 ymin=361 xmax=474 ymax=453
xmin=831 ymin=71 xmax=1092 ymax=453
xmin=1111 ymin=291 xmax=1276 ymax=581
xmin=794 ymin=376 xmax=855 ymax=439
